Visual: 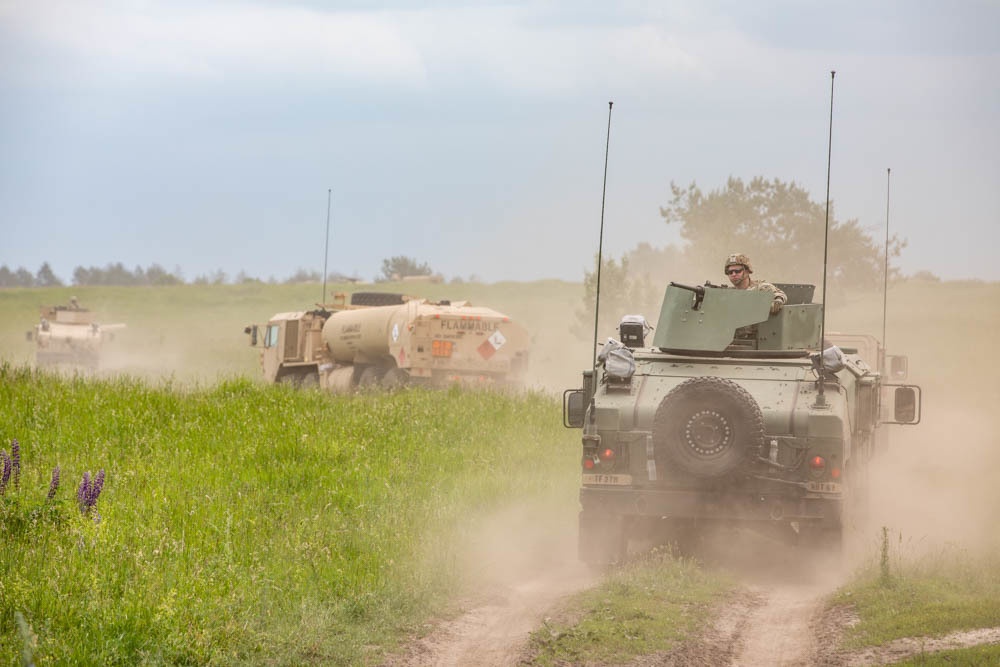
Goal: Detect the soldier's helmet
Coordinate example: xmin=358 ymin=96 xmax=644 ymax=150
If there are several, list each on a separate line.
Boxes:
xmin=724 ymin=253 xmax=753 ymax=274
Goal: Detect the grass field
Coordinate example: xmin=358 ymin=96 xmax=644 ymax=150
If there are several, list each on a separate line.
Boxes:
xmin=0 ymin=365 xmax=582 ymax=665
xmin=2 ymin=278 xmax=999 ymax=664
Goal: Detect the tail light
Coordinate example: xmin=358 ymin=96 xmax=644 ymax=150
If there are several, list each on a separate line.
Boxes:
xmin=809 ymin=455 xmax=826 ymax=471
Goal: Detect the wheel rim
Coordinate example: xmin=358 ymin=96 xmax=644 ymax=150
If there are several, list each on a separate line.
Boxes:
xmin=683 ymin=409 xmax=733 ymax=456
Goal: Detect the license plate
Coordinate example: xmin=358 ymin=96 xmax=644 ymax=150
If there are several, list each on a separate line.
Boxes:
xmin=806 ymin=481 xmax=842 ymax=493
xmin=582 ymin=473 xmax=633 ymax=486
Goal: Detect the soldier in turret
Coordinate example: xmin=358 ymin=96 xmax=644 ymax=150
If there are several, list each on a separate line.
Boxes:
xmin=724 ymin=253 xmax=786 ymax=315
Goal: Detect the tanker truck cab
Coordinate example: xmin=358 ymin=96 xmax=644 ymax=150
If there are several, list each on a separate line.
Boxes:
xmin=245 ymin=309 xmax=329 ymax=386
xmin=563 ymin=281 xmax=922 ymax=565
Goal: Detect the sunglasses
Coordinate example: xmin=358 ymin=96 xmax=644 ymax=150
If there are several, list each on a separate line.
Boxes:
xmin=726 ymin=267 xmax=745 ymax=276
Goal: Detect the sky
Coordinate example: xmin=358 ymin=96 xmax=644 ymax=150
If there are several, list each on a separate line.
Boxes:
xmin=1 ymin=1 xmax=998 ymax=284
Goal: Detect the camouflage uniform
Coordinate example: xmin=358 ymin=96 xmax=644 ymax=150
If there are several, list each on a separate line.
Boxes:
xmin=723 ymin=253 xmax=786 ymax=342
xmin=744 ymin=278 xmax=787 ymax=307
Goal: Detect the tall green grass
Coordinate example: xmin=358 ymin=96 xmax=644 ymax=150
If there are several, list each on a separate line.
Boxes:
xmin=0 ymin=363 xmax=580 ymax=665
xmin=833 ymin=530 xmax=1000 ymax=649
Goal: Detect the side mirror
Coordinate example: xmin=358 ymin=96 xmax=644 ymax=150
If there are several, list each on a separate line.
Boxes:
xmin=25 ymin=331 xmax=33 ymax=342
xmin=894 ymin=387 xmax=916 ymax=423
xmin=563 ymin=389 xmax=585 ymax=428
xmin=888 ymin=355 xmax=908 ymax=380
xmin=244 ymin=325 xmax=258 ymax=346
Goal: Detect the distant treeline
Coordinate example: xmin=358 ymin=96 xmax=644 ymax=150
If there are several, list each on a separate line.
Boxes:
xmin=0 ymin=262 xmax=364 ymax=288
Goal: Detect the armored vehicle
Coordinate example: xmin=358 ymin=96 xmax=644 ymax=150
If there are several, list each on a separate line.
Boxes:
xmin=245 ymin=292 xmax=530 ymax=390
xmin=25 ymin=300 xmax=125 ymax=370
xmin=563 ymin=281 xmax=921 ymax=564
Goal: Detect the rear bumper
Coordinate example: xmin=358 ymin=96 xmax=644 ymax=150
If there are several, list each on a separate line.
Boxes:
xmin=580 ymin=484 xmax=842 ymax=524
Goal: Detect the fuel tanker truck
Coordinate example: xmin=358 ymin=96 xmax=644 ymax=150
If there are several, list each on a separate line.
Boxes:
xmin=245 ymin=292 xmax=530 ymax=390
xmin=25 ymin=299 xmax=126 ymax=369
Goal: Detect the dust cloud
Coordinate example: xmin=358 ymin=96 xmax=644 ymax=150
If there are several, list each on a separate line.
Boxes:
xmin=384 ymin=499 xmax=596 ymax=667
xmin=863 ymin=398 xmax=1000 ymax=555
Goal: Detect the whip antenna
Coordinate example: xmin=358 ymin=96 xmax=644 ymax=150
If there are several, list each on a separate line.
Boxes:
xmin=816 ymin=71 xmax=836 ymax=407
xmin=322 ymin=188 xmax=332 ymax=306
xmin=592 ymin=101 xmax=614 ymax=374
xmin=882 ymin=167 xmax=891 ymax=354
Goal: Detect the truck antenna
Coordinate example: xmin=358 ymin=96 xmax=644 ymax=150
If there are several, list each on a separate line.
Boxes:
xmin=816 ymin=71 xmax=836 ymax=407
xmin=882 ymin=167 xmax=891 ymax=355
xmin=322 ymin=188 xmax=332 ymax=306
xmin=592 ymin=101 xmax=614 ymax=374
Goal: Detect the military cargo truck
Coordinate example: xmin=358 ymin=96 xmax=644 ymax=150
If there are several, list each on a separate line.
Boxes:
xmin=245 ymin=292 xmax=530 ymax=390
xmin=563 ymin=281 xmax=921 ymax=565
xmin=25 ymin=300 xmax=125 ymax=370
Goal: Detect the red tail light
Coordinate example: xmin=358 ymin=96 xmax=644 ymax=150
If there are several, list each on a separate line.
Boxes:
xmin=809 ymin=456 xmax=826 ymax=470
xmin=582 ymin=457 xmax=596 ymax=470
xmin=599 ymin=448 xmax=615 ymax=462
xmin=831 ymin=467 xmax=841 ymax=480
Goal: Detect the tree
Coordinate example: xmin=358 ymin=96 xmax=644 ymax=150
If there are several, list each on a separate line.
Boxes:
xmin=144 ymin=263 xmax=182 ymax=285
xmin=379 ymin=256 xmax=432 ymax=282
xmin=284 ymin=268 xmax=321 ymax=284
xmin=0 ymin=265 xmax=33 ymax=287
xmin=659 ymin=176 xmax=905 ymax=290
xmin=576 ymin=255 xmax=661 ymax=344
xmin=13 ymin=267 xmax=34 ymax=287
xmin=35 ymin=263 xmax=63 ymax=287
xmin=72 ymin=262 xmax=181 ymax=286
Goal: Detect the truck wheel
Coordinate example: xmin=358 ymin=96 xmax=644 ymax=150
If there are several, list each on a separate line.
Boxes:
xmin=381 ymin=368 xmax=409 ymax=389
xmin=653 ymin=376 xmax=764 ymax=478
xmin=300 ymin=372 xmax=319 ymax=388
xmin=578 ymin=509 xmax=627 ymax=567
xmin=358 ymin=366 xmax=383 ymax=387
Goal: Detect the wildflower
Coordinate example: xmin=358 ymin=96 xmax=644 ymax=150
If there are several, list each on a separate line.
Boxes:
xmin=77 ymin=469 xmax=107 ymax=515
xmin=0 ymin=450 xmax=10 ymax=496
xmin=47 ymin=466 xmax=60 ymax=501
xmin=10 ymin=438 xmax=19 ymax=489
xmin=90 ymin=469 xmax=105 ymax=507
xmin=77 ymin=471 xmax=91 ymax=513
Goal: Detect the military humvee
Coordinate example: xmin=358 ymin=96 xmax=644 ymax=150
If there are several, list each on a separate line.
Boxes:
xmin=563 ymin=281 xmax=921 ymax=564
xmin=26 ymin=301 xmax=125 ymax=370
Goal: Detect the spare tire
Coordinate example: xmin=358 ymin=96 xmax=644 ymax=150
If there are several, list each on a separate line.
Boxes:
xmin=653 ymin=376 xmax=764 ymax=478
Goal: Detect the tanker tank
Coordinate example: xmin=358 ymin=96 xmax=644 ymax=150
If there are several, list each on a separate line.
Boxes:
xmin=321 ymin=303 xmax=411 ymax=365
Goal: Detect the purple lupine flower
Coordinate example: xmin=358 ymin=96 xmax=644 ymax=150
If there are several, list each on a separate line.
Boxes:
xmin=90 ymin=468 xmax=104 ymax=505
xmin=10 ymin=439 xmax=19 ymax=489
xmin=47 ymin=466 xmax=60 ymax=501
xmin=0 ymin=451 xmax=10 ymax=496
xmin=89 ymin=469 xmax=105 ymax=508
xmin=77 ymin=471 xmax=91 ymax=513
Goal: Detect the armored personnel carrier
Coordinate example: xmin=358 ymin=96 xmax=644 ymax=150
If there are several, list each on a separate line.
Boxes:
xmin=563 ymin=281 xmax=921 ymax=564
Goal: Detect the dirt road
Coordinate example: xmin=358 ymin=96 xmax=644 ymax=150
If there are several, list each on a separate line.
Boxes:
xmin=384 ymin=529 xmax=999 ymax=667
xmin=384 ymin=522 xmax=845 ymax=667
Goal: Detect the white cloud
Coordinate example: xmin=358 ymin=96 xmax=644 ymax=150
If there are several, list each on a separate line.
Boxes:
xmin=3 ymin=2 xmax=708 ymax=94
xmin=3 ymin=2 xmax=429 ymax=86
